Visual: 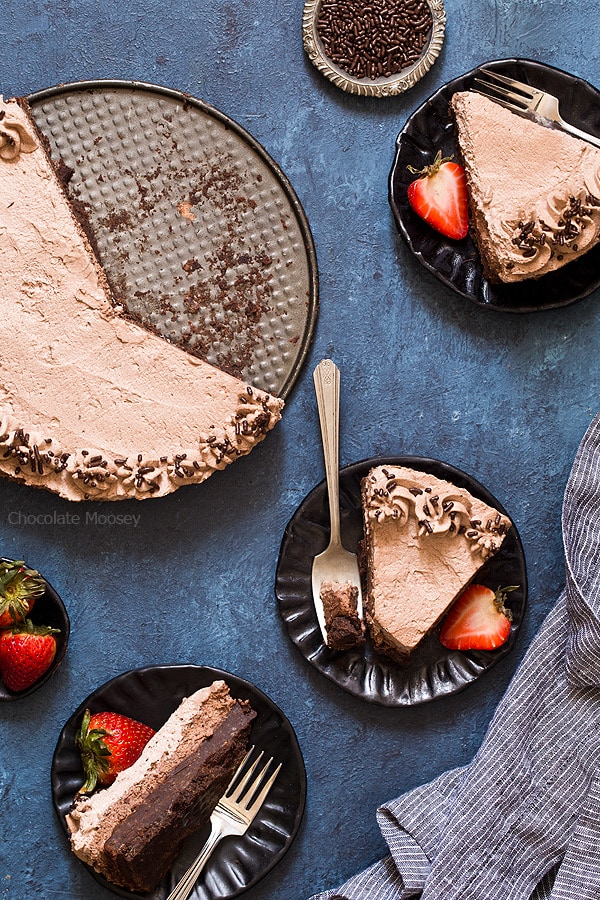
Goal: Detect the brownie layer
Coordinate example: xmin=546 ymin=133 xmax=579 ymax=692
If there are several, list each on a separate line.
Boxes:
xmin=103 ymin=701 xmax=254 ymax=892
xmin=320 ymin=581 xmax=365 ymax=651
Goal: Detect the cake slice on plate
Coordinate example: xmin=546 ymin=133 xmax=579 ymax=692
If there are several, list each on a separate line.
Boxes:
xmin=0 ymin=96 xmax=283 ymax=501
xmin=450 ymin=90 xmax=600 ymax=283
xmin=67 ymin=681 xmax=255 ymax=893
xmin=361 ymin=465 xmax=511 ymax=662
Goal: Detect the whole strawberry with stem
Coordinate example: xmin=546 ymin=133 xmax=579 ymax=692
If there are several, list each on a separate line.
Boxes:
xmin=407 ymin=150 xmax=469 ymax=240
xmin=0 ymin=619 xmax=59 ymax=691
xmin=0 ymin=558 xmax=46 ymax=628
xmin=76 ymin=709 xmax=156 ymax=793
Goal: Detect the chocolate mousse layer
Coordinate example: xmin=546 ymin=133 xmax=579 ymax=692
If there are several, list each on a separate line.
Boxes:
xmin=361 ymin=465 xmax=511 ymax=661
xmin=0 ymin=96 xmax=283 ymax=501
xmin=67 ymin=681 xmax=255 ymax=893
xmin=451 ymin=91 xmax=600 ymax=283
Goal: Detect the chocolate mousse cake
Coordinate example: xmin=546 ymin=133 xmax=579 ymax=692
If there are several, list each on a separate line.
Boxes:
xmin=361 ymin=465 xmax=511 ymax=661
xmin=0 ymin=96 xmax=283 ymax=501
xmin=451 ymin=90 xmax=600 ymax=282
xmin=67 ymin=681 xmax=255 ymax=893
xmin=320 ymin=580 xmax=365 ymax=651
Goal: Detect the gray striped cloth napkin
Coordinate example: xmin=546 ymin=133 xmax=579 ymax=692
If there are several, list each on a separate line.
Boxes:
xmin=310 ymin=411 xmax=600 ymax=900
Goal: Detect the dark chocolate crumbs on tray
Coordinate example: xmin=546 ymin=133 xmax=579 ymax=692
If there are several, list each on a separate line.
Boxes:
xmin=316 ymin=0 xmax=433 ymax=81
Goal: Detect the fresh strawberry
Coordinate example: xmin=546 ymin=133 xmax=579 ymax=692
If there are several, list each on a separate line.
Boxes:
xmin=407 ymin=151 xmax=469 ymax=240
xmin=439 ymin=584 xmax=518 ymax=651
xmin=76 ymin=709 xmax=156 ymax=793
xmin=0 ymin=620 xmax=59 ymax=691
xmin=0 ymin=558 xmax=46 ymax=627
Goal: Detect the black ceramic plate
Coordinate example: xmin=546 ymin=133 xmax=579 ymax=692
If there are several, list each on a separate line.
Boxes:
xmin=0 ymin=563 xmax=69 ymax=701
xmin=275 ymin=456 xmax=527 ymax=706
xmin=52 ymin=665 xmax=306 ymax=899
xmin=389 ymin=58 xmax=600 ymax=313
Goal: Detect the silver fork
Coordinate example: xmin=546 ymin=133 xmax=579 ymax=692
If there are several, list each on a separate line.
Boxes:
xmin=473 ymin=69 xmax=600 ymax=149
xmin=166 ymin=747 xmax=282 ymax=900
xmin=311 ymin=360 xmax=363 ymax=644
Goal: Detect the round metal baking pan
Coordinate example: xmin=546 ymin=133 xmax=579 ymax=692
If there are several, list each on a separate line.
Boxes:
xmin=28 ymin=80 xmax=319 ymax=400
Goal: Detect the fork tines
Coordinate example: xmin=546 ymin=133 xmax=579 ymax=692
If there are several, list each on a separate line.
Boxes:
xmin=473 ymin=69 xmax=537 ymax=110
xmin=479 ymin=69 xmax=536 ymax=95
xmin=226 ymin=747 xmax=282 ymax=815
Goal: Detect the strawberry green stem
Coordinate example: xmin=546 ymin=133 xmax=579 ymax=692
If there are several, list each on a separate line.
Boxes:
xmin=75 ymin=709 xmax=112 ymax=794
xmin=407 ymin=149 xmax=455 ymax=178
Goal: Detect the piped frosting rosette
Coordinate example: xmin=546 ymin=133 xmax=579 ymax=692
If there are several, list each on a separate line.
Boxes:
xmin=503 ymin=170 xmax=600 ymax=272
xmin=363 ymin=465 xmax=511 ymax=560
xmin=0 ymin=101 xmax=37 ymax=161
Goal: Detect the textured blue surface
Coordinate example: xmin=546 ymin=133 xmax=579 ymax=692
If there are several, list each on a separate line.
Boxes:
xmin=1 ymin=1 xmax=600 ymax=898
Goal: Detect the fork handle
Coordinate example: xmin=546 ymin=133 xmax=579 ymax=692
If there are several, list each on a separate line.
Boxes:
xmin=166 ymin=820 xmax=225 ymax=900
xmin=313 ymin=359 xmax=341 ymax=547
xmin=558 ymin=118 xmax=600 ymax=150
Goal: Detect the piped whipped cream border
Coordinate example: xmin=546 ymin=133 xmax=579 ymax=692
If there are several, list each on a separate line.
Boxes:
xmin=363 ymin=465 xmax=510 ymax=559
xmin=503 ymin=186 xmax=600 ymax=273
xmin=0 ymin=387 xmax=282 ymax=500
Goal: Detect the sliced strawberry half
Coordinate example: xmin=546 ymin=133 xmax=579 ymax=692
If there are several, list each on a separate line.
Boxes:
xmin=407 ymin=150 xmax=469 ymax=240
xmin=439 ymin=584 xmax=517 ymax=651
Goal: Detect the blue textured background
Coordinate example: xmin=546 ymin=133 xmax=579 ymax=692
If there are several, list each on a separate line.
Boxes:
xmin=1 ymin=1 xmax=600 ymax=898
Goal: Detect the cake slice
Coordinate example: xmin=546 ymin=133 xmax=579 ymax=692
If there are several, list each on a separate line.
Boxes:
xmin=66 ymin=681 xmax=255 ymax=893
xmin=451 ymin=90 xmax=600 ymax=282
xmin=361 ymin=465 xmax=511 ymax=661
xmin=320 ymin=580 xmax=365 ymax=651
xmin=0 ymin=96 xmax=283 ymax=501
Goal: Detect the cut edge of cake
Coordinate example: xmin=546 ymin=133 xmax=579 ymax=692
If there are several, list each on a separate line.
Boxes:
xmin=66 ymin=680 xmax=255 ymax=893
xmin=0 ymin=95 xmax=283 ymax=502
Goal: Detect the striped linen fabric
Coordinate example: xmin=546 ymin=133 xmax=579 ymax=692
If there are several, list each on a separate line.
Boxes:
xmin=310 ymin=412 xmax=600 ymax=900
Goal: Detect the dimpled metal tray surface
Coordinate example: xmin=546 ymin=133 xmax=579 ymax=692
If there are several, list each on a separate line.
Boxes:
xmin=28 ymin=80 xmax=318 ymax=400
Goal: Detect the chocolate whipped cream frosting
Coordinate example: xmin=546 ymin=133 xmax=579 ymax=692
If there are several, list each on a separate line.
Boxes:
xmin=451 ymin=91 xmax=600 ymax=282
xmin=0 ymin=96 xmax=283 ymax=501
xmin=363 ymin=464 xmax=510 ymax=559
xmin=362 ymin=465 xmax=512 ymax=658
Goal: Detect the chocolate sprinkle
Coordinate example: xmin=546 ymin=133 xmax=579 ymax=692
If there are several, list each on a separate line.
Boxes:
xmin=316 ymin=0 xmax=433 ymax=81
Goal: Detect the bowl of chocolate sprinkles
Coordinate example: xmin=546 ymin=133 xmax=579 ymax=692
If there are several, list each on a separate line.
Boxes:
xmin=303 ymin=0 xmax=446 ymax=97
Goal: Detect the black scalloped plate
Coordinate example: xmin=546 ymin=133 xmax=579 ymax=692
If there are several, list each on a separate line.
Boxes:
xmin=52 ymin=665 xmax=306 ymax=898
xmin=0 ymin=564 xmax=69 ymax=701
xmin=389 ymin=58 xmax=600 ymax=313
xmin=275 ymin=456 xmax=527 ymax=706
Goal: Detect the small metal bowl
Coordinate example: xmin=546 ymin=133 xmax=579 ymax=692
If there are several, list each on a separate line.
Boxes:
xmin=0 ymin=566 xmax=70 ymax=701
xmin=303 ymin=0 xmax=446 ymax=98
